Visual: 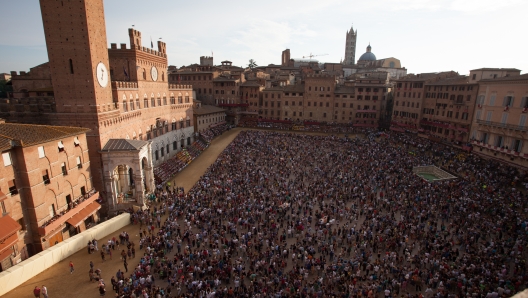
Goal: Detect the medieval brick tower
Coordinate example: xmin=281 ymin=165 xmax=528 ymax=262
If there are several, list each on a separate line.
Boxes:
xmin=39 ymin=0 xmax=122 ymax=208
xmin=344 ymin=26 xmax=357 ymax=65
xmin=37 ymin=0 xmax=194 ymax=211
xmin=39 ymin=0 xmax=114 ymax=113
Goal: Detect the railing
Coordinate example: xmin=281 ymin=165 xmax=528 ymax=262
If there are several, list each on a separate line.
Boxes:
xmin=111 ymin=81 xmax=138 ymax=89
xmin=356 ymin=109 xmax=377 ymax=113
xmin=476 ymin=119 xmax=528 ymax=132
xmin=38 ymin=189 xmax=99 ymax=235
xmin=168 ymin=84 xmax=192 ymax=90
xmin=471 ymin=140 xmax=527 ymax=158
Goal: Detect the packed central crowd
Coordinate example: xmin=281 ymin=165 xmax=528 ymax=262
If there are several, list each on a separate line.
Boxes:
xmin=238 ymin=118 xmax=373 ymax=134
xmin=112 ymin=130 xmax=528 ymax=298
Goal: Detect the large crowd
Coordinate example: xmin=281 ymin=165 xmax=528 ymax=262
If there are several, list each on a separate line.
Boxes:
xmin=108 ymin=130 xmax=528 ymax=298
xmin=200 ymin=124 xmax=230 ymax=143
xmin=238 ymin=118 xmax=374 ymax=134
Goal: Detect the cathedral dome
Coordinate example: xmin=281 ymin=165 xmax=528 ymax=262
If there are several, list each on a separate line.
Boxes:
xmin=358 ymin=44 xmax=376 ymax=61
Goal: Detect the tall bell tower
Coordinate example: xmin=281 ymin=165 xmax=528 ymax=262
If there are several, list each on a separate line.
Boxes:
xmin=39 ymin=0 xmax=114 ymax=114
xmin=344 ymin=25 xmax=357 ymax=65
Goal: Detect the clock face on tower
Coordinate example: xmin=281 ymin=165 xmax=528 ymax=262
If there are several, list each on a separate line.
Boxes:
xmin=96 ymin=62 xmax=109 ymax=88
xmin=151 ymin=66 xmax=158 ymax=82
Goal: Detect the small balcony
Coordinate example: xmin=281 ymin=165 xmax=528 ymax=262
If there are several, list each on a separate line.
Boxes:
xmin=38 ymin=189 xmax=99 ymax=236
xmin=476 ymin=119 xmax=528 ymax=132
xmin=111 ymin=81 xmax=138 ymax=90
xmin=472 ymin=140 xmax=526 ymax=158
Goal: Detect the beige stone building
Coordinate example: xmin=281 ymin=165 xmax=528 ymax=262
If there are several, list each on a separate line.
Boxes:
xmin=420 ymin=76 xmax=478 ymax=144
xmin=471 ymin=73 xmax=528 ymax=167
xmin=192 ymin=101 xmax=226 ymax=133
xmin=256 ymin=72 xmax=390 ymax=125
xmin=469 ymin=68 xmax=521 ymax=83
xmin=391 ymin=72 xmax=458 ymax=132
xmin=239 ymin=81 xmax=262 ymax=117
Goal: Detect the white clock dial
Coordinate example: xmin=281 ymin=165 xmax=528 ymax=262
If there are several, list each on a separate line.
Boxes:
xmin=151 ymin=67 xmax=158 ymax=82
xmin=96 ymin=62 xmax=109 ymax=88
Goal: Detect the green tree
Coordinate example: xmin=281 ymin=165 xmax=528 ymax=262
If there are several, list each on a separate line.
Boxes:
xmin=248 ymin=59 xmax=257 ymax=69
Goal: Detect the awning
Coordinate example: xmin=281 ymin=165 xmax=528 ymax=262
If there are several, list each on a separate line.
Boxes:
xmin=0 ymin=233 xmax=19 ymax=260
xmin=0 ymin=216 xmax=21 ymax=259
xmin=66 ymin=201 xmax=101 ymax=227
xmin=0 ymin=216 xmax=21 ymax=243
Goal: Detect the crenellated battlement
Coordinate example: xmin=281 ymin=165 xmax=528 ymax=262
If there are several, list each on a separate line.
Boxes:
xmin=110 ymin=28 xmax=168 ymax=58
xmin=10 ymin=71 xmax=28 ymax=77
xmin=109 ymin=43 xmax=167 ymax=58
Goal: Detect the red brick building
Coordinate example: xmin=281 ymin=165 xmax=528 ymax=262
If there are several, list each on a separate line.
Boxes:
xmin=2 ymin=0 xmax=195 ymax=211
xmin=0 ymin=121 xmax=98 ymax=268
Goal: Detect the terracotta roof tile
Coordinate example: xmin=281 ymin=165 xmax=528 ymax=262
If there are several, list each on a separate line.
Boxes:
xmin=0 ymin=136 xmax=11 ymax=151
xmin=427 ymin=75 xmax=471 ymax=85
xmin=0 ymin=123 xmax=89 ymax=147
xmin=101 ymin=139 xmax=148 ymax=151
xmin=0 ymin=215 xmax=21 ymax=242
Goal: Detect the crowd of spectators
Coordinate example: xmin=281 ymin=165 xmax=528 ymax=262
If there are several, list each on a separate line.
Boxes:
xmin=111 ymin=130 xmax=527 ymax=297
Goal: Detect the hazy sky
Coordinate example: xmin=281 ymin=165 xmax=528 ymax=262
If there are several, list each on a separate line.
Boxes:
xmin=1 ymin=0 xmax=526 ymax=75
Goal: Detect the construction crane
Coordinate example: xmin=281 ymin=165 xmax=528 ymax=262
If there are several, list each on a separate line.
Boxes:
xmin=302 ymin=53 xmax=328 ymax=59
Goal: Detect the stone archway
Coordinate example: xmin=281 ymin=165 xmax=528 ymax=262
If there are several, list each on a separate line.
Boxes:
xmin=101 ymin=139 xmax=154 ymax=209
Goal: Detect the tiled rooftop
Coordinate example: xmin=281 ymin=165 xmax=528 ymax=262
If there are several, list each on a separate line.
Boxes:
xmin=0 ymin=123 xmax=90 ymax=147
xmin=427 ymin=75 xmax=471 ymax=85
